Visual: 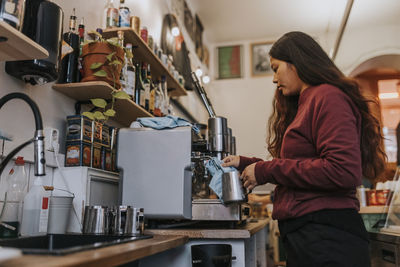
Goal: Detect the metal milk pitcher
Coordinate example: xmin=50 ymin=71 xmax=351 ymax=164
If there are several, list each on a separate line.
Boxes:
xmin=222 ymin=170 xmax=247 ymax=204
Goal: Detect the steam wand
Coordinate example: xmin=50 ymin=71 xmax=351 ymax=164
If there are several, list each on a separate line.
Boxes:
xmin=0 ymin=93 xmax=46 ymax=177
xmin=191 ymin=72 xmax=216 ymax=118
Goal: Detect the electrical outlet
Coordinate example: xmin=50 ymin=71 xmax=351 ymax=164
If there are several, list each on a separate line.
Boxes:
xmin=44 ymin=127 xmax=59 ymax=152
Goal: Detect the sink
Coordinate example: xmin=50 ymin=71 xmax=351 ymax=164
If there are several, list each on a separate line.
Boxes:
xmin=0 ymin=234 xmax=152 ymax=255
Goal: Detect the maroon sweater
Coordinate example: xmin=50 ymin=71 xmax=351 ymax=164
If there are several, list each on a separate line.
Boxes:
xmin=239 ymin=84 xmax=362 ymax=220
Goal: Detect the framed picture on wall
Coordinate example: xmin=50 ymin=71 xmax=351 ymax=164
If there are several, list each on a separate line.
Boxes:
xmin=250 ymin=41 xmax=273 ymax=77
xmin=217 ymin=45 xmax=243 ymax=79
xmin=183 ymin=1 xmax=194 ymax=41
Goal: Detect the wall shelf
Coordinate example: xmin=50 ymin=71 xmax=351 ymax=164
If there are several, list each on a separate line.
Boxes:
xmin=101 ymin=27 xmax=187 ymax=97
xmin=0 ymin=21 xmax=48 ymax=61
xmin=52 ymin=81 xmax=153 ymax=126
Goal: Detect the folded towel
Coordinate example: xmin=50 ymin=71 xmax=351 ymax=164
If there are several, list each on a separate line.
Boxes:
xmin=206 ymin=157 xmax=237 ymax=201
xmin=131 ymin=115 xmax=200 ymax=134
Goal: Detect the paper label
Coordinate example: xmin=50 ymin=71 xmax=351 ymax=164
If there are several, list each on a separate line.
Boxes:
xmin=39 ymin=197 xmax=49 ymax=233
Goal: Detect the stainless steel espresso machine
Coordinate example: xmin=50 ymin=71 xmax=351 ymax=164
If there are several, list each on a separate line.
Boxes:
xmin=117 ymin=73 xmax=249 ymax=224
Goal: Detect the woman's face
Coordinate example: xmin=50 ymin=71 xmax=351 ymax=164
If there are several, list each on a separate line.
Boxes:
xmin=270 ymin=57 xmax=309 ymax=96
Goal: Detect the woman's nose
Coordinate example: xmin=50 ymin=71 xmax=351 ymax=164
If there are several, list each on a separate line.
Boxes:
xmin=272 ymin=73 xmax=278 ymax=84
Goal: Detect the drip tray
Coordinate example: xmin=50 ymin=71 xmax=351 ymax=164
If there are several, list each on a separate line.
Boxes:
xmin=0 ymin=234 xmax=152 ymax=255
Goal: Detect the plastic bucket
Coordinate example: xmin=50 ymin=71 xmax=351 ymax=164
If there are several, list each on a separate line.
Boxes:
xmin=47 ymin=195 xmax=74 ymax=234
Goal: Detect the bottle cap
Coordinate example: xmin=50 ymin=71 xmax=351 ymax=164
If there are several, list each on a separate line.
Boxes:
xmin=15 ymin=156 xmax=25 ymax=165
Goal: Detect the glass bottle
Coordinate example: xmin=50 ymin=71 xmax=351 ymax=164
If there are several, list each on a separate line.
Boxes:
xmin=147 ymin=64 xmax=155 ymax=114
xmin=124 ymin=43 xmax=135 ymax=98
xmin=142 ymin=63 xmax=151 ymax=111
xmin=0 ymin=156 xmax=27 ymax=238
xmin=77 ymin=17 xmax=85 ymax=82
xmin=118 ymin=0 xmax=130 ymax=27
xmin=106 ymin=0 xmax=118 ymax=28
xmin=134 ymin=63 xmax=145 ymax=108
xmin=58 ymin=8 xmax=80 ymax=84
xmin=153 ymin=80 xmax=162 ymax=117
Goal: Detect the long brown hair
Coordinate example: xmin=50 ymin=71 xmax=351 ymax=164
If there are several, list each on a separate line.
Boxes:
xmin=267 ymin=31 xmax=386 ymax=180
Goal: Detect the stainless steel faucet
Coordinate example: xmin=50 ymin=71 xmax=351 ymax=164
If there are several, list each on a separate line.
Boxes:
xmin=0 ymin=92 xmax=46 ymax=176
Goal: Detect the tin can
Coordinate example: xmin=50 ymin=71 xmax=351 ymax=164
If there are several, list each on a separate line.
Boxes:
xmin=130 ymin=16 xmax=140 ymax=34
xmin=92 ymin=144 xmax=102 ymax=169
xmin=140 ymin=26 xmax=148 ymax=43
xmin=65 ymin=141 xmax=91 ymax=167
xmin=148 ymin=35 xmax=154 ymax=50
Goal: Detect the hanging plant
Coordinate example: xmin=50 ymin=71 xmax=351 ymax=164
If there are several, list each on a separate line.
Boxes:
xmin=80 ymin=31 xmax=132 ymax=123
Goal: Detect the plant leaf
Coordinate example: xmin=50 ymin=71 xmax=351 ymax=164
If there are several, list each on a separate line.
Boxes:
xmin=110 ymin=60 xmax=122 ymax=66
xmin=107 ymin=38 xmax=120 ymax=47
xmin=93 ymin=111 xmax=106 ymax=120
xmin=113 ymin=91 xmax=131 ymax=99
xmin=125 ymin=49 xmax=133 ymax=59
xmin=90 ymin=62 xmax=103 ymax=69
xmin=83 ymin=40 xmax=95 ymax=45
xmin=93 ymin=70 xmax=107 ymax=77
xmin=106 ymin=52 xmax=116 ymax=61
xmin=90 ymin=98 xmax=107 ymax=108
xmin=82 ymin=112 xmax=95 ymax=120
xmin=104 ymin=109 xmax=116 ymax=117
xmin=88 ymin=30 xmax=103 ymax=40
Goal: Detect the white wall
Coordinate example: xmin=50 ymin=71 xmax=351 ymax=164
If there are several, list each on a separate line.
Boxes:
xmin=206 ymin=22 xmax=400 ymax=161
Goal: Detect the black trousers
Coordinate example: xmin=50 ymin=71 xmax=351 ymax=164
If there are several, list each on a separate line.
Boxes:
xmin=279 ymin=209 xmax=371 ymax=267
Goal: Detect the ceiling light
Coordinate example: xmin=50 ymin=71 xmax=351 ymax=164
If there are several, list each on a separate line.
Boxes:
xmin=379 ymin=92 xmax=399 ymax=99
xmin=171 ymin=26 xmax=180 ymax=37
xmin=202 ymin=75 xmax=210 ymax=84
xmin=195 ymin=68 xmax=203 ymax=78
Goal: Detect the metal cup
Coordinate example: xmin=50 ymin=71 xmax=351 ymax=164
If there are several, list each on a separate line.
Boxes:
xmin=124 ymin=207 xmax=145 ymax=235
xmin=222 ymin=170 xmax=247 ymax=204
xmin=110 ymin=205 xmax=133 ymax=235
xmin=82 ymin=206 xmax=110 ymax=234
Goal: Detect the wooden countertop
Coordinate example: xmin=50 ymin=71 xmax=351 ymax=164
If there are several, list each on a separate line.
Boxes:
xmin=0 ymin=235 xmax=188 ymax=267
xmin=145 ymin=218 xmax=270 ymax=239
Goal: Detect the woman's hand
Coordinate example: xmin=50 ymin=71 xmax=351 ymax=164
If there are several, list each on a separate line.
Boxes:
xmin=241 ymin=163 xmax=258 ymax=191
xmin=221 ymin=155 xmax=240 ymax=168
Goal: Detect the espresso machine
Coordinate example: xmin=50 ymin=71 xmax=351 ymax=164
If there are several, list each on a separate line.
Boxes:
xmin=117 ymin=74 xmax=248 ymax=223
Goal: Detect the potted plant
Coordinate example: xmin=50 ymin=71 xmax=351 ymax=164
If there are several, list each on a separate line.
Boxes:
xmin=80 ymin=31 xmax=131 ymax=122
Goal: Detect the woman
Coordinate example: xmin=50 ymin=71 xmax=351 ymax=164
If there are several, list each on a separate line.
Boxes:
xmin=222 ymin=31 xmax=386 ymax=267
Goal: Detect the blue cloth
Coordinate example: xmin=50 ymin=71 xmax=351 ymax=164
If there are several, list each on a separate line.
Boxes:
xmin=206 ymin=157 xmax=237 ymax=201
xmin=135 ymin=115 xmax=199 ymax=134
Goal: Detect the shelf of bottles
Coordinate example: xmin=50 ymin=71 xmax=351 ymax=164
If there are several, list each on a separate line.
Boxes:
xmin=0 ymin=21 xmax=48 ymax=61
xmin=52 ymin=81 xmax=153 ymax=126
xmin=101 ymin=27 xmax=187 ymax=97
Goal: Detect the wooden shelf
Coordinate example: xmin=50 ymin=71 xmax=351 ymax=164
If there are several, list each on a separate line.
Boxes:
xmin=102 ymin=27 xmax=187 ymax=97
xmin=359 ymin=206 xmax=389 ymax=214
xmin=0 ymin=21 xmax=48 ymax=61
xmin=52 ymin=81 xmax=153 ymax=126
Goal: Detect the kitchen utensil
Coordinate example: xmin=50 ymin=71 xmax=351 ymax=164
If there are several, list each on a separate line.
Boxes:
xmin=222 ymin=170 xmax=248 ymax=204
xmin=110 ymin=205 xmax=132 ymax=235
xmin=82 ymin=206 xmax=110 ymax=234
xmin=47 ymin=195 xmax=74 ymax=234
xmin=124 ymin=207 xmax=144 ymax=235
